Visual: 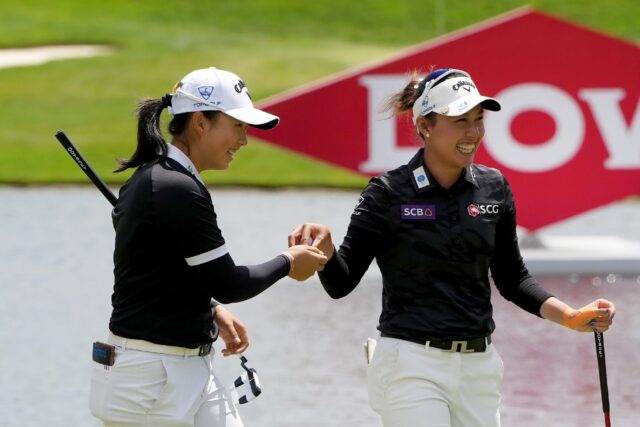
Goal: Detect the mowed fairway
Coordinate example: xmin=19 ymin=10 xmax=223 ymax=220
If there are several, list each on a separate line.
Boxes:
xmin=0 ymin=0 xmax=637 ymax=186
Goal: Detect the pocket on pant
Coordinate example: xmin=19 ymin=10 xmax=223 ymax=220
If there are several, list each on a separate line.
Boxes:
xmin=491 ymin=346 xmax=505 ymax=385
xmin=146 ymin=355 xmax=209 ymax=424
xmin=89 ymin=362 xmax=110 ymax=420
xmin=90 ymin=350 xmax=168 ymax=423
xmin=367 ymin=338 xmax=400 ymax=413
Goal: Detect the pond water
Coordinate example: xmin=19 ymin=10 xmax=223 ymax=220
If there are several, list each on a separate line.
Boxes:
xmin=1 ymin=187 xmax=638 ymax=426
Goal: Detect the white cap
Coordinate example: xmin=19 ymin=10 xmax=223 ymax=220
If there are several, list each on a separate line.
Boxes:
xmin=412 ymin=68 xmax=500 ymax=124
xmin=168 ymin=67 xmax=279 ymax=130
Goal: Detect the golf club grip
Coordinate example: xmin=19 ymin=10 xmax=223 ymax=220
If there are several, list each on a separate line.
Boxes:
xmin=594 ymin=331 xmax=610 ymax=414
xmin=55 ymin=130 xmax=118 ymax=207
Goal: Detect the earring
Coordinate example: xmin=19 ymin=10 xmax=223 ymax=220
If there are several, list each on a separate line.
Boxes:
xmin=425 ymin=133 xmax=430 ymax=138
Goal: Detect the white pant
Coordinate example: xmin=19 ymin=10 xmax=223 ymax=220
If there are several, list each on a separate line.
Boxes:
xmin=367 ymin=337 xmax=504 ymax=427
xmin=90 ymin=347 xmax=243 ymax=427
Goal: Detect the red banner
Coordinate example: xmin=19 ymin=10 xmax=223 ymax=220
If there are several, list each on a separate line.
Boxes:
xmin=251 ymin=8 xmax=640 ymax=231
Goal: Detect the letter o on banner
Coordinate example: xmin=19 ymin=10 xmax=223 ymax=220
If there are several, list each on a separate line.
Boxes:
xmin=484 ymin=83 xmax=584 ymax=172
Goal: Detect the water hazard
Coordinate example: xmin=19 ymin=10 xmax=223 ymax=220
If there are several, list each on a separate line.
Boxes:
xmin=1 ymin=187 xmax=638 ymax=426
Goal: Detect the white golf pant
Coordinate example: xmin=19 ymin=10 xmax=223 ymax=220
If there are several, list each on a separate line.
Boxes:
xmin=90 ymin=347 xmax=243 ymax=427
xmin=367 ymin=337 xmax=503 ymax=427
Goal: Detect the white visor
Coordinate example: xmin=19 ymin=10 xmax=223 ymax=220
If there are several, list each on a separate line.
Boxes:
xmin=412 ymin=70 xmax=500 ymax=124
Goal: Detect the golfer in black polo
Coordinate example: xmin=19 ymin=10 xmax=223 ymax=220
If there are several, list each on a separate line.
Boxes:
xmin=90 ymin=67 xmax=328 ymax=427
xmin=289 ymin=68 xmax=615 ymax=427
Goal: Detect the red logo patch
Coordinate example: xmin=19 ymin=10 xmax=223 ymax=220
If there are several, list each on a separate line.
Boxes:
xmin=467 ymin=204 xmax=481 ymax=217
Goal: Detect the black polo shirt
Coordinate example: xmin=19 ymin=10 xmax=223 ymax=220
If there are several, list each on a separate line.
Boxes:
xmin=319 ymin=148 xmax=553 ymax=342
xmin=109 ymin=146 xmax=289 ymax=347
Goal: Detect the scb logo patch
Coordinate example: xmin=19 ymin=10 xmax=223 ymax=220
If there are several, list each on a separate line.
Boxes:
xmin=467 ymin=203 xmax=500 ymax=217
xmin=401 ymin=204 xmax=436 ymax=220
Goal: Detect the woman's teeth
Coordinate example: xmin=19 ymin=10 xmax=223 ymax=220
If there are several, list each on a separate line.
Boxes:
xmin=456 ymin=143 xmax=475 ymax=154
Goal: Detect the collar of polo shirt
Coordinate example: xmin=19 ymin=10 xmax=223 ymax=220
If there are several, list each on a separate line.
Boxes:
xmin=166 ymin=144 xmax=204 ymax=185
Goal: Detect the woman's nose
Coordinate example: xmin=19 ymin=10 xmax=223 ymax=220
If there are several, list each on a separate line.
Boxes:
xmin=467 ymin=124 xmax=481 ymax=138
xmin=240 ymin=128 xmax=249 ymax=145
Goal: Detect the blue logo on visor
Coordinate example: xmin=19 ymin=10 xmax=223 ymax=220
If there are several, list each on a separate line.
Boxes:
xmin=198 ymin=86 xmax=214 ymax=100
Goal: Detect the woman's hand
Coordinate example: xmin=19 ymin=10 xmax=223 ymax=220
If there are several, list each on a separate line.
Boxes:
xmin=562 ymin=298 xmax=616 ymax=332
xmin=541 ymin=297 xmax=616 ymax=333
xmin=214 ymin=304 xmax=249 ymax=356
xmin=288 ymin=223 xmax=334 ymax=259
xmin=283 ymin=245 xmax=328 ymax=281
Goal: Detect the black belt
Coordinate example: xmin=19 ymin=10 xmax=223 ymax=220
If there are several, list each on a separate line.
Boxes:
xmin=381 ymin=333 xmax=491 ymax=353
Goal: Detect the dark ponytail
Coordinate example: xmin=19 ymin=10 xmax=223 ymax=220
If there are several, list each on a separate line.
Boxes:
xmin=382 ymin=69 xmax=431 ymax=117
xmin=382 ymin=67 xmax=465 ymax=122
xmin=115 ymin=94 xmax=172 ymax=172
xmin=116 ymin=94 xmax=221 ymax=172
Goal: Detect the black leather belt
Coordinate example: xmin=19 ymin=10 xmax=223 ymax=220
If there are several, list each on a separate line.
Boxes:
xmin=381 ymin=333 xmax=491 ymax=353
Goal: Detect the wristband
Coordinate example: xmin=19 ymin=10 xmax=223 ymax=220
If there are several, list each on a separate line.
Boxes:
xmin=562 ymin=306 xmax=600 ymax=330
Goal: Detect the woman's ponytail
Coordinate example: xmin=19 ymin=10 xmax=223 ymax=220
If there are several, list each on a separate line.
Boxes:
xmin=382 ymin=67 xmax=463 ymax=124
xmin=115 ymin=95 xmax=171 ymax=172
xmin=382 ymin=70 xmax=428 ymax=117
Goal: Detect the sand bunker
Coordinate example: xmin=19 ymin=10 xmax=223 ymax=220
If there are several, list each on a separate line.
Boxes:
xmin=0 ymin=45 xmax=112 ymax=69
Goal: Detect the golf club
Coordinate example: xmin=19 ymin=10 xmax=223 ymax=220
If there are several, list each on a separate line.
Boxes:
xmin=55 ymin=130 xmax=117 ymax=207
xmin=594 ymin=330 xmax=611 ymax=427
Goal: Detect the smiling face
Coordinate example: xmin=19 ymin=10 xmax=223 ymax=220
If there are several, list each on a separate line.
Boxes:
xmin=419 ymin=104 xmax=485 ymax=184
xmin=190 ymin=112 xmax=249 ymax=171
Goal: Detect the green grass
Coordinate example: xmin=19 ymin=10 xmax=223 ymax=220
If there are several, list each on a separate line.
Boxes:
xmin=0 ymin=0 xmax=637 ymax=186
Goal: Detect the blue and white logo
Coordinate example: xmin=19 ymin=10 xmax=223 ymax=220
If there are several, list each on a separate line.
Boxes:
xmin=456 ymin=100 xmax=469 ymax=112
xmin=198 ymin=86 xmax=214 ymax=100
xmin=412 ymin=166 xmax=430 ymax=189
xmin=420 ymin=96 xmax=436 ymax=116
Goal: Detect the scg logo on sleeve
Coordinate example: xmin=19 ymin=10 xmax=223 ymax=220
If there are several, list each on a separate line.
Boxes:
xmin=401 ymin=204 xmax=437 ymax=220
xmin=467 ymin=203 xmax=500 ymax=217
